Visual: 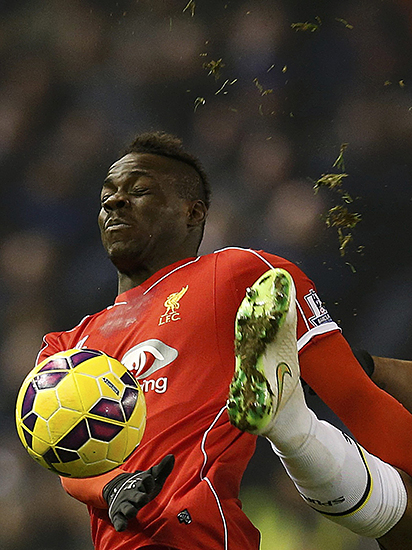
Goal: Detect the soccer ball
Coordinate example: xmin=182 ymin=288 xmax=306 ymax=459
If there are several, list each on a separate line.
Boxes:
xmin=15 ymin=349 xmax=146 ymax=478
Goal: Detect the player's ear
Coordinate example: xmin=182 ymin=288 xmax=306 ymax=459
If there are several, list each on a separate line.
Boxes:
xmin=186 ymin=200 xmax=207 ymax=228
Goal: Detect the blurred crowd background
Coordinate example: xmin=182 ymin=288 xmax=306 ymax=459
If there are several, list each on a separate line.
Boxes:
xmin=1 ymin=0 xmax=412 ymax=548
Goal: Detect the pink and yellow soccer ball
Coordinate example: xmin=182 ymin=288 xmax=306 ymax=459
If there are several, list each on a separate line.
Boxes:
xmin=15 ymin=349 xmax=146 ymax=478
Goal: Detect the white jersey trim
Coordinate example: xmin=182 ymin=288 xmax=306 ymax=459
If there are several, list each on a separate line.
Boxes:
xmin=296 ymin=299 xmax=311 ymax=331
xmin=143 ymin=257 xmax=201 ymax=295
xmin=200 ymin=405 xmax=229 ymax=550
xmin=200 ymin=406 xmax=227 ymax=479
xmin=297 ymin=321 xmax=341 ymax=352
xmin=35 ymin=337 xmax=52 ymax=367
xmin=203 ymin=477 xmax=228 ymax=550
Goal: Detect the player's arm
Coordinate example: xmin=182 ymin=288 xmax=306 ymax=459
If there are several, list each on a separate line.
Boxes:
xmin=61 ymin=455 xmax=174 ymax=531
xmin=60 ymin=468 xmax=120 ymax=508
xmin=354 ymin=350 xmax=412 ymax=414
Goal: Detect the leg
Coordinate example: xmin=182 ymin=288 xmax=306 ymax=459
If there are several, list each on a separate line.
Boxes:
xmin=227 ymin=269 xmax=409 ymax=546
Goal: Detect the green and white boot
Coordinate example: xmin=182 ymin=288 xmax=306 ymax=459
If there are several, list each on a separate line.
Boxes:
xmin=227 ymin=268 xmax=301 ymax=435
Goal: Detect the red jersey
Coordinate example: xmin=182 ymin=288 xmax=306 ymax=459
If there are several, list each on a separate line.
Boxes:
xmin=37 ymin=248 xmax=412 ymax=550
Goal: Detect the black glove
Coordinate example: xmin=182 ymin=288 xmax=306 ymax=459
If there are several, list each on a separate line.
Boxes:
xmin=352 ymin=348 xmax=375 ymax=378
xmin=103 ymin=454 xmax=175 ymax=532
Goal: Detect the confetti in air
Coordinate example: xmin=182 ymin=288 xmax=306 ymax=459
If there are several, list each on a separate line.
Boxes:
xmin=313 ymin=144 xmax=362 ymax=258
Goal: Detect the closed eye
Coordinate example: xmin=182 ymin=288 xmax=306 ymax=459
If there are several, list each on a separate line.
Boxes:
xmin=129 ymin=186 xmax=150 ymax=196
xmin=100 ymin=192 xmax=113 ymax=205
xmin=100 ymin=168 xmax=153 ymax=204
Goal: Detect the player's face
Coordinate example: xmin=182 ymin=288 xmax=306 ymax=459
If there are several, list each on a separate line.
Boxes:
xmin=98 ymin=153 xmax=194 ymax=272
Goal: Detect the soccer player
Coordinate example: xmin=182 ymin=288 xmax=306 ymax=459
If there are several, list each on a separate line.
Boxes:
xmin=36 ymin=132 xmax=412 ymax=550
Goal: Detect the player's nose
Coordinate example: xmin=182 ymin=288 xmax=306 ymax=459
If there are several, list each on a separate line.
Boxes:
xmin=102 ymin=191 xmax=130 ymax=212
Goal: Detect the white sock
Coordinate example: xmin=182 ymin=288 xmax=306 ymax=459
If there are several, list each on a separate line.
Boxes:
xmin=264 ymin=383 xmax=407 ymax=538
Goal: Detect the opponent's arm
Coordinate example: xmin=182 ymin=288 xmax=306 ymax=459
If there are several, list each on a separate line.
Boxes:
xmin=354 ymin=350 xmax=412 ymax=414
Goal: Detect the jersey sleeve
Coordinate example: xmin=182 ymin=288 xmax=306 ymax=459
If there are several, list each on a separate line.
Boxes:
xmin=300 ymin=330 xmax=412 ymax=477
xmin=60 ymin=469 xmax=120 ymax=508
xmin=216 ymin=247 xmax=341 ymax=349
xmin=36 ymin=313 xmax=94 ymax=367
xmin=36 ymin=332 xmax=64 ymax=366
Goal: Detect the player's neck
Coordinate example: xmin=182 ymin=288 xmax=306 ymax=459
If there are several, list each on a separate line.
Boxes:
xmin=116 ymin=250 xmax=197 ymax=294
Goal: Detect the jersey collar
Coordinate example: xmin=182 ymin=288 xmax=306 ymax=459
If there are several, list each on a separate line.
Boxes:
xmin=114 ymin=256 xmax=198 ymax=304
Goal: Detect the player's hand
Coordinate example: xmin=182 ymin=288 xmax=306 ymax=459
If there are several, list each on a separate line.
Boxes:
xmin=102 ymin=454 xmax=175 ymax=532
